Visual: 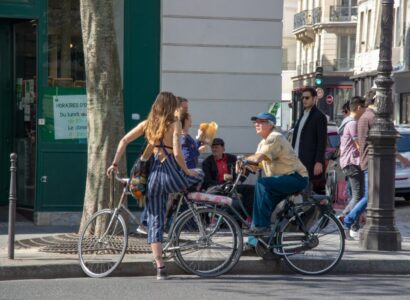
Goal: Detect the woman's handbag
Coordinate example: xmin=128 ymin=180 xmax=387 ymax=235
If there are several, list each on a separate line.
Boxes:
xmin=129 ymin=144 xmax=153 ymax=206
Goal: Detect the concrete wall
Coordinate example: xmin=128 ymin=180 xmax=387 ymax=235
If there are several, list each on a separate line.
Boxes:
xmin=160 ymin=0 xmax=283 ymax=153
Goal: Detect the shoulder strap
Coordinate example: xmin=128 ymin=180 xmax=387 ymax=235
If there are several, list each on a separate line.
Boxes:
xmin=159 ymin=139 xmax=173 ymax=158
xmin=342 ymin=119 xmax=354 ymax=136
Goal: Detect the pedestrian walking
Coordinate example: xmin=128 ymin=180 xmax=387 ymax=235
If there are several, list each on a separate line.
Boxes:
xmin=337 ymin=96 xmax=366 ymax=236
xmin=342 ymin=90 xmax=410 ymax=238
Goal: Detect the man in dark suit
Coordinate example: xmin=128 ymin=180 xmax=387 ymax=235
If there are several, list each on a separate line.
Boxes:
xmin=292 ymin=86 xmax=327 ymax=193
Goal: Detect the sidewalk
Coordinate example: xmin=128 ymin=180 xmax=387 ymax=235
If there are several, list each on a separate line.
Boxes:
xmin=1 ymin=212 xmax=410 ymax=280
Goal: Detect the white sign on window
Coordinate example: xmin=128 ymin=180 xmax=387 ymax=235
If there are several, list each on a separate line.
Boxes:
xmin=53 ymin=95 xmax=87 ymax=139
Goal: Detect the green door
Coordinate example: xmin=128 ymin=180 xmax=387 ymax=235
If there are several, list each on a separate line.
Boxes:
xmin=0 ymin=22 xmax=13 ymax=205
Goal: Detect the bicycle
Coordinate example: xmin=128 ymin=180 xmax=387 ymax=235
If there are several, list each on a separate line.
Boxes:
xmin=78 ymin=173 xmax=243 ymax=278
xmin=205 ymin=156 xmax=346 ymax=275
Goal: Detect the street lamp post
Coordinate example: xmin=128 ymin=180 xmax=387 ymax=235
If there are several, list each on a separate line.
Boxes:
xmin=361 ymin=0 xmax=401 ymax=250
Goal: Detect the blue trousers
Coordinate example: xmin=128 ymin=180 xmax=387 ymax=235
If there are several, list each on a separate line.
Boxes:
xmin=344 ymin=170 xmax=368 ymax=229
xmin=252 ymin=173 xmax=309 ymax=228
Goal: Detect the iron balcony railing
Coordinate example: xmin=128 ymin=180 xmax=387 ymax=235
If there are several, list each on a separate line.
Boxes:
xmin=297 ymin=65 xmax=302 ymax=75
xmin=302 ymin=63 xmax=308 ymax=74
xmin=294 ymin=10 xmax=312 ymax=30
xmin=333 ymin=58 xmax=355 ymax=71
xmin=282 ymin=61 xmax=297 ymax=70
xmin=330 ymin=6 xmax=358 ymax=22
xmin=312 ymin=7 xmax=322 ymax=24
xmin=309 ymin=61 xmax=315 ymax=73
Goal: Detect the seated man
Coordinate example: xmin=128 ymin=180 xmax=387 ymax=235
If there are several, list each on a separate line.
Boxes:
xmin=241 ymin=112 xmax=309 ymax=240
xmin=202 ymin=138 xmax=236 ymax=189
xmin=202 ymin=137 xmax=254 ymax=218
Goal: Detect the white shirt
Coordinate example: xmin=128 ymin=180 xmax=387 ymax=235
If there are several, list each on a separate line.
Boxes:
xmin=294 ymin=109 xmax=311 ymax=156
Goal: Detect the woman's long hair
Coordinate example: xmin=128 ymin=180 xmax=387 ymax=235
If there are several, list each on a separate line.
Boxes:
xmin=145 ymin=92 xmax=178 ymax=141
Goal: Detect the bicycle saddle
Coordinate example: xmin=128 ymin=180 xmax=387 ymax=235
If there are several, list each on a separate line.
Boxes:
xmin=187 ymin=192 xmax=233 ymax=206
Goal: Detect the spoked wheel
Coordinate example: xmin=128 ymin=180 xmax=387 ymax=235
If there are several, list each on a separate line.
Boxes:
xmin=278 ymin=213 xmax=345 ymax=275
xmin=173 ymin=207 xmax=243 ymax=277
xmin=78 ymin=209 xmax=128 ymax=278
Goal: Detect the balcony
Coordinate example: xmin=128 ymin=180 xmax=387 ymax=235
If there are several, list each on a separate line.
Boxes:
xmin=295 ymin=62 xmax=316 ymax=76
xmin=297 ymin=65 xmax=302 ymax=76
xmin=293 ymin=10 xmax=315 ymax=43
xmin=333 ymin=58 xmax=355 ymax=71
xmin=330 ymin=6 xmax=358 ymax=22
xmin=312 ymin=7 xmax=321 ymax=24
xmin=294 ymin=10 xmax=312 ymax=30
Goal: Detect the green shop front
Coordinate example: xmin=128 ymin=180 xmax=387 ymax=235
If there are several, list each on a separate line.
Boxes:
xmin=0 ymin=0 xmax=160 ymax=224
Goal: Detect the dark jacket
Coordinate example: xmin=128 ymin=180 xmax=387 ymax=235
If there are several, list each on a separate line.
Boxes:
xmin=202 ymin=153 xmax=237 ymax=189
xmin=292 ymin=105 xmax=327 ymax=180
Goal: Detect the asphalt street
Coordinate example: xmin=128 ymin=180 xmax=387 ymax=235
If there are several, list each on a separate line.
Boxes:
xmin=1 ymin=275 xmax=409 ymax=300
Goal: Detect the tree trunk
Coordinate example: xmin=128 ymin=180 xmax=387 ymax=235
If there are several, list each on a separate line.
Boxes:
xmin=79 ymin=0 xmax=125 ymax=233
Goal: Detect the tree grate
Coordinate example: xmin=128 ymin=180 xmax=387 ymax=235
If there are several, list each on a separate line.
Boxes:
xmin=14 ymin=233 xmax=151 ymax=254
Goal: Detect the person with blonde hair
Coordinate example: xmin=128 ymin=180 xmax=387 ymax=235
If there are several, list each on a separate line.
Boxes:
xmin=107 ymin=91 xmax=204 ymax=280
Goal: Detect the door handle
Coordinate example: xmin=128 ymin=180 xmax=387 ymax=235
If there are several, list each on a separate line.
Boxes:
xmin=40 ymin=176 xmax=47 ymax=183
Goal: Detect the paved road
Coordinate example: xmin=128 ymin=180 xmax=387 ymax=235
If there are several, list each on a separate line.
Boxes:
xmin=1 ymin=275 xmax=409 ymax=300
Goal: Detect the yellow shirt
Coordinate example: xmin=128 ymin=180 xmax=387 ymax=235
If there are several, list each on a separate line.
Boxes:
xmin=256 ymin=130 xmax=308 ymax=177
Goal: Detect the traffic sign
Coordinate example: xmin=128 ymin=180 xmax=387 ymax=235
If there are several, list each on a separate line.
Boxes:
xmin=326 ymin=95 xmax=334 ymax=105
xmin=316 ymin=88 xmax=324 ymax=99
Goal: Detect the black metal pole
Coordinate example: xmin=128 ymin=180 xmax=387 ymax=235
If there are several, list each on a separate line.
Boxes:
xmin=361 ymin=0 xmax=402 ymax=250
xmin=8 ymin=153 xmax=17 ymax=259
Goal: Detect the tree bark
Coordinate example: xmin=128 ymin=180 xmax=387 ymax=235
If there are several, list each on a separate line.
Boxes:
xmin=79 ymin=0 xmax=125 ymax=232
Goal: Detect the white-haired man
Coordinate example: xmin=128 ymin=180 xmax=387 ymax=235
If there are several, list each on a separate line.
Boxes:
xmin=240 ymin=112 xmax=309 ymax=239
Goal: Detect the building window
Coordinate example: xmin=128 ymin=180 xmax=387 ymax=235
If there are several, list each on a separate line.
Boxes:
xmin=333 ymin=87 xmax=353 ymax=124
xmin=400 ymin=93 xmax=410 ymax=124
xmin=48 ymin=0 xmax=85 ymax=87
xmin=366 ymin=10 xmax=372 ymax=51
xmin=336 ymin=35 xmax=356 ymax=71
xmin=359 ymin=11 xmax=365 ymax=52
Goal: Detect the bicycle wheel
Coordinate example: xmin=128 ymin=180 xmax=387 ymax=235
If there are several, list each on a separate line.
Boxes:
xmin=279 ymin=212 xmax=345 ymax=275
xmin=173 ymin=207 xmax=243 ymax=277
xmin=78 ymin=209 xmax=128 ymax=278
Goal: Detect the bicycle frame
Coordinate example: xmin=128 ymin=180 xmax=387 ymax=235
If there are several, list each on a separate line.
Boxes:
xmin=111 ymin=174 xmax=223 ymax=255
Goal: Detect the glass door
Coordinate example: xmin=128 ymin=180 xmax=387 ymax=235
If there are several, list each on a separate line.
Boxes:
xmin=0 ymin=20 xmax=13 ymax=206
xmin=14 ymin=20 xmax=38 ymax=209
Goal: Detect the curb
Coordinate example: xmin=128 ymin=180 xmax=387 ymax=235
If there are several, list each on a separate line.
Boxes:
xmin=2 ymin=257 xmax=410 ymax=281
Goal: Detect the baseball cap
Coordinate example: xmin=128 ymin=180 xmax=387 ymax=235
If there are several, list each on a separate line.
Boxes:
xmin=250 ymin=112 xmax=276 ymax=124
xmin=211 ymin=138 xmax=225 ymax=146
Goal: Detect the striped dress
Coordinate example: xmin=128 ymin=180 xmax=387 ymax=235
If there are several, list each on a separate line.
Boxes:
xmin=146 ymin=141 xmax=204 ymax=243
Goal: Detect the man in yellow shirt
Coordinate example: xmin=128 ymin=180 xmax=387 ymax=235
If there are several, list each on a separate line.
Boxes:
xmin=243 ymin=112 xmax=309 ymax=235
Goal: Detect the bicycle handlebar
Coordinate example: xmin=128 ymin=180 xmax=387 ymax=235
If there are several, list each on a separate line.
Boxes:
xmin=113 ymin=172 xmax=129 ymax=185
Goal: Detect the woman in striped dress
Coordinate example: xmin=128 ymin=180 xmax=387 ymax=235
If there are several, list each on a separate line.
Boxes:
xmin=107 ymin=92 xmax=204 ymax=279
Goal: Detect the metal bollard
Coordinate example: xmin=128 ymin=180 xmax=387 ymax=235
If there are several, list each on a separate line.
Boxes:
xmin=8 ymin=153 xmax=17 ymax=259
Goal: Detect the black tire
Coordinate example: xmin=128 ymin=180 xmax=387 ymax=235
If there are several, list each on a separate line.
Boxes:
xmin=278 ymin=212 xmax=345 ymax=275
xmin=173 ymin=207 xmax=243 ymax=277
xmin=78 ymin=209 xmax=128 ymax=278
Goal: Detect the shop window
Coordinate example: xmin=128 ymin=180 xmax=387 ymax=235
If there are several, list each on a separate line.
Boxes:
xmin=400 ymin=93 xmax=410 ymax=124
xmin=48 ymin=0 xmax=85 ymax=87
